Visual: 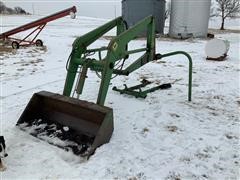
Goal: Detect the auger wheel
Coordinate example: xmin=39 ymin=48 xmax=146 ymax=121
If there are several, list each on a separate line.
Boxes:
xmin=12 ymin=41 xmax=20 ymax=49
xmin=36 ymin=39 xmax=43 ymax=47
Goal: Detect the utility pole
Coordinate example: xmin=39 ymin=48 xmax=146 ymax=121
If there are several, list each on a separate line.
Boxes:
xmin=32 ymin=3 xmax=35 ymax=15
xmin=114 ymin=5 xmax=117 ymax=18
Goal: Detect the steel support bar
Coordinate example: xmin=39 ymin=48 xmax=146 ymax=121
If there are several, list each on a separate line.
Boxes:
xmin=143 ymin=83 xmax=171 ymax=94
xmin=122 ymin=53 xmax=148 ymax=74
xmin=30 ymin=24 xmax=46 ymax=43
xmin=113 ymin=81 xmax=171 ymax=99
xmin=155 ymin=51 xmax=193 ymax=101
xmin=85 ymin=47 xmax=108 ymax=53
xmin=75 ymin=65 xmax=88 ymax=96
xmin=8 ymin=37 xmax=32 ymax=43
xmin=113 ymin=52 xmax=149 ymax=75
xmin=19 ymin=25 xmax=41 ymax=43
xmin=125 ymin=48 xmax=148 ymax=55
xmin=112 ymin=87 xmax=147 ymax=98
xmin=19 ymin=24 xmax=46 ymax=45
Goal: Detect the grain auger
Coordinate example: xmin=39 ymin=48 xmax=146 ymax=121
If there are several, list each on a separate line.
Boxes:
xmin=0 ymin=6 xmax=77 ymax=49
xmin=17 ymin=16 xmax=192 ymax=158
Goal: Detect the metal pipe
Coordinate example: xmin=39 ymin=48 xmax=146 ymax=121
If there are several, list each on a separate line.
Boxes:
xmin=156 ymin=51 xmax=192 ymax=101
xmin=86 ymin=47 xmax=108 ymax=53
xmin=125 ymin=48 xmax=148 ymax=55
xmin=31 ymin=24 xmax=46 ymax=42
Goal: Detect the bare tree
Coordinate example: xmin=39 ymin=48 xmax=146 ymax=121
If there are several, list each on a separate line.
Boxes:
xmin=165 ymin=1 xmax=171 ymax=20
xmin=0 ymin=1 xmax=28 ymax=14
xmin=14 ymin=7 xmax=27 ymax=14
xmin=210 ymin=2 xmax=217 ymax=18
xmin=216 ymin=0 xmax=240 ymax=30
xmin=0 ymin=1 xmax=6 ymax=13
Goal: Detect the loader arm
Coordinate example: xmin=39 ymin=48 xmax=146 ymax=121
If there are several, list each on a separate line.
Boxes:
xmin=107 ymin=15 xmax=155 ymax=61
xmin=97 ymin=16 xmax=156 ymax=105
xmin=63 ymin=17 xmax=126 ymax=96
xmin=63 ymin=16 xmax=156 ymax=105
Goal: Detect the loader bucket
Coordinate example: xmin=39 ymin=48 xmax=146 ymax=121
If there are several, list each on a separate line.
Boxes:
xmin=17 ymin=91 xmax=113 ymax=157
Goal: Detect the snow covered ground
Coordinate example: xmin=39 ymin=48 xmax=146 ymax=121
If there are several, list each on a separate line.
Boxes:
xmin=0 ymin=15 xmax=239 ymax=180
xmin=209 ymin=17 xmax=240 ymax=30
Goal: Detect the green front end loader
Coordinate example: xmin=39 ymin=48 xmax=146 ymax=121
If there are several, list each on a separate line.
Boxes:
xmin=17 ymin=16 xmax=192 ymax=158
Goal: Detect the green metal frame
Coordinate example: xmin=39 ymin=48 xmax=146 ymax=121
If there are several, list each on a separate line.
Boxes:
xmin=155 ymin=51 xmax=192 ymax=101
xmin=63 ymin=16 xmax=192 ymax=106
xmin=112 ymin=79 xmax=171 ymax=99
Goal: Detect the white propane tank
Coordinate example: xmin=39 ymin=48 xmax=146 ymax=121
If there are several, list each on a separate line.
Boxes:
xmin=205 ymin=39 xmax=230 ymax=60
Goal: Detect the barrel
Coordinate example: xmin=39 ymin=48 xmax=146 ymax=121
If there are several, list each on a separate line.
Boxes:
xmin=205 ymin=39 xmax=230 ymax=60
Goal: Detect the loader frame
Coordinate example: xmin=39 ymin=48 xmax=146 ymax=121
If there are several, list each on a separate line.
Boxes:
xmin=63 ymin=16 xmax=192 ymax=105
xmin=16 ymin=16 xmax=193 ymax=158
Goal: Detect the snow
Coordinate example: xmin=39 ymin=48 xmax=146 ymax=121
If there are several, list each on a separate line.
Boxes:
xmin=0 ymin=15 xmax=240 ymax=179
xmin=209 ymin=17 xmax=240 ymax=30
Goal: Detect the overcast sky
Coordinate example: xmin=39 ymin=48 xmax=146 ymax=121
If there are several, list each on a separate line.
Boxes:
xmin=3 ymin=0 xmax=122 ymax=18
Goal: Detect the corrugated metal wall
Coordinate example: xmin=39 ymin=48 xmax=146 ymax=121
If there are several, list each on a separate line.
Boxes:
xmin=122 ymin=0 xmax=166 ymax=34
xmin=169 ymin=0 xmax=211 ymax=38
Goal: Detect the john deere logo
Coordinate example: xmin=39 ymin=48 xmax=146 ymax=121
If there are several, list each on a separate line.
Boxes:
xmin=112 ymin=42 xmax=118 ymax=51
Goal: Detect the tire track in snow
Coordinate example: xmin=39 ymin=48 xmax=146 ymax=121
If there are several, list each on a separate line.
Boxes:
xmin=1 ymin=79 xmax=64 ymax=99
xmin=1 ymin=79 xmax=65 ymax=114
xmin=2 ymin=65 xmax=65 ymax=80
xmin=1 ymin=63 xmax=67 ymax=96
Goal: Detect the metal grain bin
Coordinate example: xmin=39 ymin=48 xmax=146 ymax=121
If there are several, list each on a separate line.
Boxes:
xmin=122 ymin=0 xmax=166 ymax=34
xmin=169 ymin=0 xmax=211 ymax=39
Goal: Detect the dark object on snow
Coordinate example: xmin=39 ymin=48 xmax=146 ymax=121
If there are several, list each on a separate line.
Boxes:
xmin=206 ymin=54 xmax=227 ymax=61
xmin=113 ymin=79 xmax=172 ymax=98
xmin=16 ymin=91 xmax=113 ymax=158
xmin=0 ymin=136 xmax=8 ymax=172
xmin=207 ymin=33 xmax=215 ymax=39
xmin=0 ymin=136 xmax=8 ymax=158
